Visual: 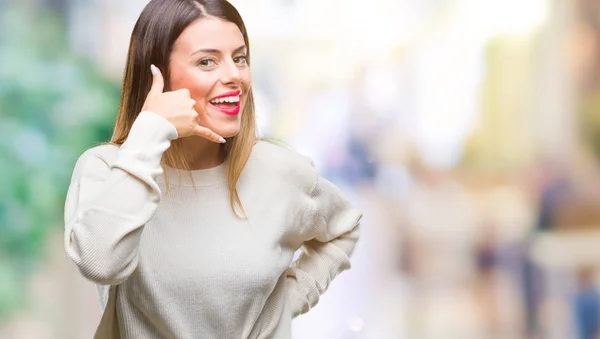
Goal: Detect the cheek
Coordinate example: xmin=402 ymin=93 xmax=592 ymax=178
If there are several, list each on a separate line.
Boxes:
xmin=242 ymin=70 xmax=252 ymax=89
xmin=171 ymin=70 xmax=214 ymax=104
xmin=241 ymin=72 xmax=252 ymax=103
xmin=188 ymin=80 xmax=214 ymax=104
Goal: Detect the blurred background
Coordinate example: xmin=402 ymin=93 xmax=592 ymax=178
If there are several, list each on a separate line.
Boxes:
xmin=2 ymin=0 xmax=600 ymax=338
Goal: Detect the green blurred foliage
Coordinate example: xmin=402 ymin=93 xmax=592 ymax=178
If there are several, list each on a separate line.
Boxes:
xmin=0 ymin=4 xmax=120 ymax=316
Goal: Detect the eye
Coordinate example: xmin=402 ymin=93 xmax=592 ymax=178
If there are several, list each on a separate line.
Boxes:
xmin=197 ymin=58 xmax=217 ymax=67
xmin=233 ymin=55 xmax=248 ymax=65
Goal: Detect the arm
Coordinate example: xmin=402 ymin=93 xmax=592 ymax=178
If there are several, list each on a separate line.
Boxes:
xmin=285 ymin=174 xmax=362 ymax=317
xmin=64 ymin=111 xmax=177 ymax=285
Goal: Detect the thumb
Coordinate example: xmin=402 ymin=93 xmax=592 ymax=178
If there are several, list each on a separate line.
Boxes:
xmin=149 ymin=64 xmax=164 ymax=95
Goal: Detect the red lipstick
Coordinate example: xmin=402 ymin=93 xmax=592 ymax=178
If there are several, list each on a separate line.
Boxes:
xmin=211 ymin=102 xmax=240 ymax=115
xmin=209 ymin=90 xmax=242 ymax=116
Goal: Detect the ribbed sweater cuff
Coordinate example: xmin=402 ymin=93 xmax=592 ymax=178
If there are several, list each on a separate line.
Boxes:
xmin=286 ymin=276 xmax=306 ymax=318
xmin=116 ymin=111 xmax=178 ymax=170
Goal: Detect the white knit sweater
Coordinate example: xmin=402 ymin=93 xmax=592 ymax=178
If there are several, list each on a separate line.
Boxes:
xmin=63 ymin=111 xmax=362 ymax=339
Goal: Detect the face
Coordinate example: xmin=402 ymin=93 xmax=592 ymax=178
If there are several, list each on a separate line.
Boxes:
xmin=169 ymin=16 xmax=251 ymax=138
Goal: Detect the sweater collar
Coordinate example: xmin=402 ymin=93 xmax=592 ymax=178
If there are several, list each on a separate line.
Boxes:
xmin=158 ymin=159 xmax=229 ymax=187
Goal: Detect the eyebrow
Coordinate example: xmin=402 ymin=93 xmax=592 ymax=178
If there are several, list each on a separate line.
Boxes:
xmin=191 ymin=45 xmax=247 ymax=56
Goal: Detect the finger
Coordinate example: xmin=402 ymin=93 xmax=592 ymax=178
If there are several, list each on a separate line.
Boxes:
xmin=149 ymin=64 xmax=164 ymax=96
xmin=192 ymin=125 xmax=226 ymax=144
xmin=173 ymin=88 xmax=191 ymax=99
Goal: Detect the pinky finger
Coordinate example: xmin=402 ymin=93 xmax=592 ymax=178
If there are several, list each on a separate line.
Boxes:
xmin=193 ymin=125 xmax=226 ymax=144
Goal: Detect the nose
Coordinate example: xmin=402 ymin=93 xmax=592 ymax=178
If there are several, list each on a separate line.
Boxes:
xmin=221 ymin=59 xmax=242 ymax=86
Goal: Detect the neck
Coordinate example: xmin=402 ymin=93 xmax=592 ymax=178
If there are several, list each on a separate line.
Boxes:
xmin=180 ymin=136 xmax=226 ymax=170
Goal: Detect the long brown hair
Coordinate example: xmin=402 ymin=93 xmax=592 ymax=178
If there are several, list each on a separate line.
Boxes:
xmin=111 ymin=0 xmax=256 ymax=217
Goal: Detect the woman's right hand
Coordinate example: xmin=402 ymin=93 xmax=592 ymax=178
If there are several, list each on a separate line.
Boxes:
xmin=141 ymin=64 xmax=226 ymax=143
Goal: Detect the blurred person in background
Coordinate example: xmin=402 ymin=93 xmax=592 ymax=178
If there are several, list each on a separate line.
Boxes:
xmin=62 ymin=0 xmax=362 ymax=338
xmin=572 ymin=267 xmax=600 ymax=339
xmin=524 ymin=159 xmax=571 ymax=338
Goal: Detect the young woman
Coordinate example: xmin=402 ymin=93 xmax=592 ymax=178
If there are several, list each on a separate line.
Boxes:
xmin=63 ymin=0 xmax=362 ymax=338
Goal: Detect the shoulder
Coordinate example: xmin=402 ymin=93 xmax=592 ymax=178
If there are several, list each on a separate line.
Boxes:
xmin=245 ymin=140 xmax=318 ymax=191
xmin=70 ymin=144 xmax=119 ymax=182
xmin=250 ymin=140 xmax=314 ymax=166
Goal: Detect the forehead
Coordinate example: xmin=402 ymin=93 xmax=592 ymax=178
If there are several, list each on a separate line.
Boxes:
xmin=173 ymin=16 xmax=245 ymax=53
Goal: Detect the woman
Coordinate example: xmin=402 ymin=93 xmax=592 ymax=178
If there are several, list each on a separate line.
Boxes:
xmin=63 ymin=0 xmax=362 ymax=338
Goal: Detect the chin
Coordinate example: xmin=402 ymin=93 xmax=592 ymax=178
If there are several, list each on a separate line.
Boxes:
xmin=215 ymin=124 xmax=241 ymax=139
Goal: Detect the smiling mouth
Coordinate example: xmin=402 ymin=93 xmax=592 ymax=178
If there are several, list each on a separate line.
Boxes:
xmin=209 ymin=94 xmax=242 ymax=115
xmin=210 ymin=97 xmax=240 ymax=107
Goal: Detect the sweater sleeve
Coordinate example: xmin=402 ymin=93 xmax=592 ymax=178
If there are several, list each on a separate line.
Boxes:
xmin=64 ymin=111 xmax=178 ymax=285
xmin=284 ymin=169 xmax=362 ymax=318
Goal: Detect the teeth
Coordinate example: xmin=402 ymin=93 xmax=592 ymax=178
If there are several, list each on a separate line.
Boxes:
xmin=211 ymin=95 xmax=240 ymax=104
